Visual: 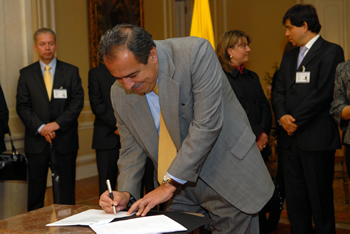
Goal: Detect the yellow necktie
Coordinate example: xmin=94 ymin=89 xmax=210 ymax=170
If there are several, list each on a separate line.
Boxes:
xmin=153 ymin=83 xmax=177 ymax=184
xmin=44 ymin=65 xmax=53 ymax=101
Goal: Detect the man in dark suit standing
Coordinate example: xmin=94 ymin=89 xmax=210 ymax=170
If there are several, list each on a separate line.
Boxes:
xmin=16 ymin=28 xmax=84 ymax=211
xmin=272 ymin=4 xmax=344 ymax=233
xmin=88 ymin=64 xmax=121 ymax=196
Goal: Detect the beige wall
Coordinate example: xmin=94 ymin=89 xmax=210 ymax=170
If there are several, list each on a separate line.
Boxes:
xmin=221 ymin=0 xmax=296 ymax=91
xmin=54 ymin=0 xmax=90 ymax=97
xmin=143 ymin=0 xmax=296 ymax=91
xmin=1 ymin=0 xmax=349 ymax=220
xmin=12 ymin=0 xmax=349 ymax=184
xmin=144 ymin=0 xmax=175 ymax=40
xmin=54 ymin=0 xmax=96 ymax=182
xmin=215 ymin=0 xmax=350 ymax=90
xmin=143 ymin=0 xmax=350 ymax=92
xmin=3 ymin=0 xmax=348 ymax=183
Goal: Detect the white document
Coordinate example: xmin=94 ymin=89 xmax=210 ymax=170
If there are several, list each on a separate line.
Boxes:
xmin=46 ymin=209 xmax=132 ymax=226
xmin=90 ymin=214 xmax=187 ymax=234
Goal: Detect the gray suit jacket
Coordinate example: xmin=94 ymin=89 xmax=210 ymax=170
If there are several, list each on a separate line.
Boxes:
xmin=111 ymin=37 xmax=274 ymax=214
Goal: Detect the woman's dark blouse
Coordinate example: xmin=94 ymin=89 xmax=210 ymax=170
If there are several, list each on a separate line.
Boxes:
xmin=224 ymin=67 xmax=272 ymax=159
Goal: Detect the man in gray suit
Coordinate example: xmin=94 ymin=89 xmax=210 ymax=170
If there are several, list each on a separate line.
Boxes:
xmin=99 ymin=24 xmax=274 ymax=233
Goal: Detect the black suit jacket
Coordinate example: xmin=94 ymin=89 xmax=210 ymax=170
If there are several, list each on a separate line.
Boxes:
xmin=272 ymin=36 xmax=344 ymax=151
xmin=88 ymin=64 xmax=120 ymax=149
xmin=0 ymin=84 xmax=9 ymax=153
xmin=16 ymin=60 xmax=84 ymax=154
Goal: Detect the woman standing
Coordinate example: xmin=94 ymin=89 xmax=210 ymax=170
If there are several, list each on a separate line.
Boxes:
xmin=216 ymin=30 xmax=273 ymax=233
xmin=216 ymin=30 xmax=272 ymax=161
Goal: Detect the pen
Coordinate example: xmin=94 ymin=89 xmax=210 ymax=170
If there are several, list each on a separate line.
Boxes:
xmin=106 ymin=179 xmax=117 ymax=214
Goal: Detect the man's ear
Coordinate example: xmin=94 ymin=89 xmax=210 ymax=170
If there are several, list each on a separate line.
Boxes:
xmin=33 ymin=44 xmax=38 ymax=52
xmin=302 ymin=22 xmax=309 ymax=32
xmin=149 ymin=47 xmax=157 ymax=63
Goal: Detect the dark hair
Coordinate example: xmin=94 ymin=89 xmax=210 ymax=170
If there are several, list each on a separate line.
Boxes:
xmin=34 ymin=28 xmax=56 ymax=44
xmin=98 ymin=24 xmax=156 ymax=64
xmin=283 ymin=4 xmax=321 ymax=33
xmin=216 ymin=30 xmax=250 ymax=73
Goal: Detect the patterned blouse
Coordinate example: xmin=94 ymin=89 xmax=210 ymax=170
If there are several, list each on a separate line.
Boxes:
xmin=330 ymin=60 xmax=350 ymax=144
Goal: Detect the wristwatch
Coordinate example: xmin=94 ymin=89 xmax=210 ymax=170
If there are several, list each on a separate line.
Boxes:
xmin=127 ymin=193 xmax=137 ymax=208
xmin=162 ymin=175 xmax=182 ymax=188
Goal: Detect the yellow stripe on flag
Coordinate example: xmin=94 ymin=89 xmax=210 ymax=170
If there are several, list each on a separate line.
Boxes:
xmin=190 ymin=0 xmax=215 ymax=49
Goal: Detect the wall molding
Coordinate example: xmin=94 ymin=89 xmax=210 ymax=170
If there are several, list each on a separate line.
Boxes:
xmin=304 ymin=0 xmax=348 ymax=59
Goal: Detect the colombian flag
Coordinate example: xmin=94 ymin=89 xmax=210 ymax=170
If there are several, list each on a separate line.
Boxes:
xmin=190 ymin=0 xmax=215 ymax=49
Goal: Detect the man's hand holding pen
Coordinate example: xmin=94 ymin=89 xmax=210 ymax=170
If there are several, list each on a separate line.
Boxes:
xmin=99 ymin=183 xmax=177 ymax=216
xmin=99 ymin=190 xmax=130 ymax=213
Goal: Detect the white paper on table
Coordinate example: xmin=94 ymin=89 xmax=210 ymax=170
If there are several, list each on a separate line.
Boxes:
xmin=46 ymin=209 xmax=133 ymax=226
xmin=90 ymin=214 xmax=187 ymax=234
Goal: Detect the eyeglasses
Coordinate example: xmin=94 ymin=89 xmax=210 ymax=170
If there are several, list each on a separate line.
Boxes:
xmin=237 ymin=43 xmax=249 ymax=49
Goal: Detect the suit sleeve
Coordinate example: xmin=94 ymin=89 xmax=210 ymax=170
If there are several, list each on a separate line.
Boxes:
xmin=291 ymin=45 xmax=344 ymax=128
xmin=16 ymin=71 xmax=46 ymax=135
xmin=111 ymin=86 xmax=147 ymax=199
xmin=272 ymin=55 xmax=289 ymax=122
xmin=88 ymin=68 xmax=117 ymax=128
xmin=55 ymin=67 xmax=84 ymax=132
xmin=168 ymin=39 xmax=224 ymax=182
xmin=330 ymin=61 xmax=350 ymax=131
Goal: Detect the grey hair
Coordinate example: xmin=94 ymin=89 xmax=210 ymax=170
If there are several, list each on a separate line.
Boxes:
xmin=98 ymin=24 xmax=156 ymax=64
xmin=33 ymin=28 xmax=56 ymax=44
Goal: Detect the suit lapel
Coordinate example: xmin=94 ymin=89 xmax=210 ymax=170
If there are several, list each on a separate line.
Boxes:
xmin=158 ymin=72 xmax=180 ymax=150
xmin=287 ymin=49 xmax=299 ymax=89
xmin=125 ymin=42 xmax=181 ymax=160
xmin=53 ymin=60 xmax=65 ymax=91
xmin=33 ymin=62 xmax=50 ymax=101
xmin=126 ymin=92 xmax=159 ymax=161
xmin=288 ymin=37 xmax=324 ymax=89
xmin=157 ymin=42 xmax=181 ymax=150
xmin=288 ymin=38 xmax=323 ymax=89
xmin=298 ymin=36 xmax=323 ymax=70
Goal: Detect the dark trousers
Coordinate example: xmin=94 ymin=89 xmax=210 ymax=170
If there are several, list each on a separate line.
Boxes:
xmin=167 ymin=178 xmax=259 ymax=233
xmin=282 ymin=140 xmax=335 ymax=234
xmin=142 ymin=157 xmax=155 ymax=196
xmin=27 ymin=146 xmax=77 ymax=211
xmin=96 ymin=146 xmax=120 ymax=196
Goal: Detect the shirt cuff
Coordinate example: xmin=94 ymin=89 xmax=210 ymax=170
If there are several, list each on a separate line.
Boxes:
xmin=166 ymin=172 xmax=187 ymax=184
xmin=38 ymin=124 xmax=45 ymax=134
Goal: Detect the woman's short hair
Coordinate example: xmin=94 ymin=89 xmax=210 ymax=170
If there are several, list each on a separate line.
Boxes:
xmin=216 ymin=30 xmax=250 ymax=73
